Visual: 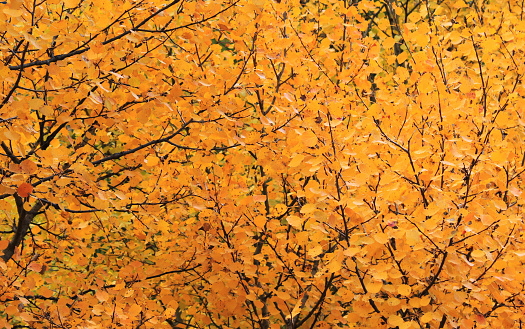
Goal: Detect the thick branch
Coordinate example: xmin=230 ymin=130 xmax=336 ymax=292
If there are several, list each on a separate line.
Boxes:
xmin=2 ymin=196 xmax=44 ymax=262
xmin=1 ymin=142 xmax=21 ymax=164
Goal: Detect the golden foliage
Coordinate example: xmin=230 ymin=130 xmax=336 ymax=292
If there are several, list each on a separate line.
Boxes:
xmin=1 ymin=0 xmax=525 ymax=327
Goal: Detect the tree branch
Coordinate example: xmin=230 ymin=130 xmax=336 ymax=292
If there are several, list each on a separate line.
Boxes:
xmin=1 ymin=196 xmax=44 ymax=262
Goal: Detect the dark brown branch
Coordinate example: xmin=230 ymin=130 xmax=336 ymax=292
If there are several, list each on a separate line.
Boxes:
xmin=354 ymin=258 xmax=388 ymax=323
xmin=91 ymin=119 xmax=193 ymax=165
xmin=2 ymin=196 xmax=44 ymax=262
xmin=2 ymin=43 xmax=29 ymax=107
xmin=474 ymin=225 xmax=515 ymax=283
xmin=1 ymin=142 xmax=21 ymax=164
xmin=8 ymin=47 xmax=89 ymax=70
xmin=418 ymin=251 xmax=447 ymax=297
xmin=294 ymin=274 xmax=335 ymax=328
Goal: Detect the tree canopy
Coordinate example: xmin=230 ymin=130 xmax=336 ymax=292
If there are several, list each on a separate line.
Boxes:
xmin=1 ymin=0 xmax=525 ymax=327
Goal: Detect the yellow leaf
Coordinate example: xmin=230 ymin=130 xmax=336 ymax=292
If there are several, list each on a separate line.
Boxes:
xmin=374 ymin=232 xmax=389 ymax=244
xmin=19 ymin=312 xmax=35 ymax=322
xmin=289 ymin=154 xmax=305 ymax=167
xmin=488 ymin=282 xmax=505 ymax=303
xmin=4 ymin=129 xmax=20 ymax=141
xmin=418 ymin=73 xmax=434 ymax=94
xmin=260 ymin=116 xmax=274 ymax=126
xmin=327 ymin=260 xmax=341 ymax=273
xmin=397 ymin=52 xmax=408 ymax=64
xmin=128 ymin=304 xmax=142 ymax=318
xmin=423 ymin=204 xmax=441 ymax=216
xmin=28 ymin=98 xmax=45 ymax=110
xmin=480 ymin=214 xmax=493 ymax=225
xmin=408 ymin=297 xmax=420 ymax=307
xmin=274 ymin=204 xmax=287 ymax=215
xmin=3 ymin=8 xmax=23 ymax=17
xmin=398 ymin=284 xmax=412 ymax=296
xmin=406 ymin=229 xmax=420 ymax=244
xmin=308 ymin=245 xmax=323 ymax=257
xmin=302 ymin=130 xmax=318 ymax=147
xmin=253 ymin=216 xmax=266 ymax=228
xmin=420 ymin=312 xmax=434 ymax=323
xmin=39 ymin=105 xmax=54 ymax=116
xmin=137 ymin=107 xmax=151 ymax=122
xmin=420 ymin=295 xmax=431 ymax=306
xmin=388 ymin=314 xmax=405 ymax=327
xmin=359 ymin=236 xmax=375 ymax=245
xmin=471 ymin=250 xmax=484 ymax=259
xmin=288 ymin=298 xmax=303 ymax=318
xmin=493 ymin=199 xmax=507 ymax=210
xmin=0 ymin=184 xmax=15 ymax=195
xmin=164 ymin=308 xmax=176 ymax=317
xmin=144 ymin=155 xmax=159 ymax=167
xmin=287 ymin=215 xmax=303 ymax=228
xmin=383 ymin=37 xmax=396 ymax=49
xmin=415 ymin=32 xmax=429 ymax=47
xmin=368 ymin=280 xmax=383 ymax=293
xmin=63 ymin=0 xmax=80 ymax=7
xmin=343 ymin=247 xmax=360 ymax=257
xmin=38 ymin=286 xmax=54 ymax=298
xmin=300 ymin=204 xmax=316 ymax=213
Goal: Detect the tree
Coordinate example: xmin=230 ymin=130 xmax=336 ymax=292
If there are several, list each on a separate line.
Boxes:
xmin=1 ymin=0 xmax=525 ymax=327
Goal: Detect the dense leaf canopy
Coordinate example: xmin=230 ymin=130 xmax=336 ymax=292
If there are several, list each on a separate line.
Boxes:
xmin=1 ymin=0 xmax=525 ymax=328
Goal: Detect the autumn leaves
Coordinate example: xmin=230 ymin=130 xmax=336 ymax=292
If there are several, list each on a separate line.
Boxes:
xmin=1 ymin=0 xmax=525 ymax=327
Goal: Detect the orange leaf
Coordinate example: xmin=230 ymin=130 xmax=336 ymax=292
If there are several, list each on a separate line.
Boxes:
xmin=17 ymin=183 xmax=33 ymax=197
xmin=253 ymin=195 xmax=266 ymax=202
xmin=27 ymin=262 xmax=42 ymax=273
xmin=20 ymin=159 xmax=38 ymax=174
xmin=344 ymin=207 xmax=363 ymax=224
